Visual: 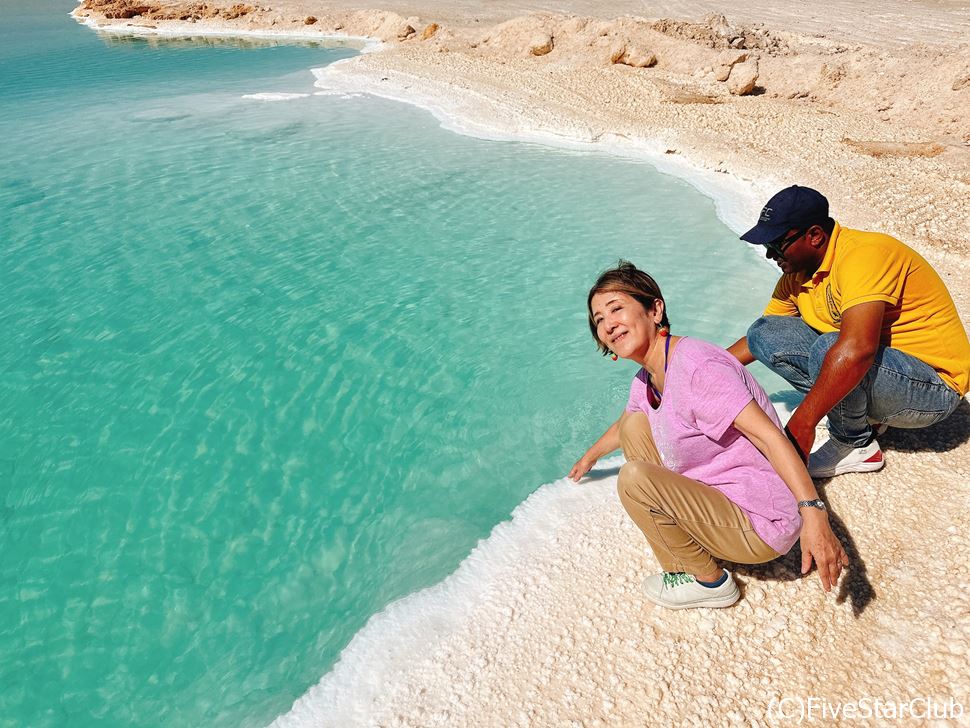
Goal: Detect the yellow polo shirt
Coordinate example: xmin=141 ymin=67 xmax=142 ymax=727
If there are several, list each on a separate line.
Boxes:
xmin=764 ymin=222 xmax=970 ymax=395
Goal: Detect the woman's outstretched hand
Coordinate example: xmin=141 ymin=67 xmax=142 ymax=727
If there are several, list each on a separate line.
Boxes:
xmin=567 ymin=455 xmax=596 ymax=483
xmin=799 ymin=510 xmax=850 ymax=591
xmin=568 ymin=419 xmax=622 ymax=483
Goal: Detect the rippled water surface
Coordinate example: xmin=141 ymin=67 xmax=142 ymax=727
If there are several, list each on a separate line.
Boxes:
xmin=0 ymin=3 xmax=785 ymax=726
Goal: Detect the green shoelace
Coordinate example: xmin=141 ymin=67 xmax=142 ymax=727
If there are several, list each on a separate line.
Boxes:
xmin=662 ymin=572 xmax=695 ymax=588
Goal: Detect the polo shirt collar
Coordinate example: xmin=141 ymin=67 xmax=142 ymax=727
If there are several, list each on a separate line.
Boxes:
xmin=808 ymin=221 xmax=840 ymax=287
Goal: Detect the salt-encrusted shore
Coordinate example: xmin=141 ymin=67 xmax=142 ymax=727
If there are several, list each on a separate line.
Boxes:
xmin=72 ymin=2 xmax=970 ymax=725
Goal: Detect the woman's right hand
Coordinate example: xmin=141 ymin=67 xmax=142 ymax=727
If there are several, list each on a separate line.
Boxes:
xmin=567 ymin=454 xmax=597 ymax=482
xmin=799 ymin=509 xmax=849 ymax=591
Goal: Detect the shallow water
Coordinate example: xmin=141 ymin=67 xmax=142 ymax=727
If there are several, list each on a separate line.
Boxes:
xmin=0 ymin=3 xmax=789 ymax=726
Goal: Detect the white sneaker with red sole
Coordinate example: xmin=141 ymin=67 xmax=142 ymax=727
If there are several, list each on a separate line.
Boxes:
xmin=808 ymin=437 xmax=885 ymax=478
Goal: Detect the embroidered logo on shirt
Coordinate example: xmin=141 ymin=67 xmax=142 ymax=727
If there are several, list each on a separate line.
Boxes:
xmin=824 ymin=283 xmax=842 ymax=324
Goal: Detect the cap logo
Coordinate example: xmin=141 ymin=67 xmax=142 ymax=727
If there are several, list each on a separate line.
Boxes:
xmin=759 ymin=206 xmax=772 ymax=223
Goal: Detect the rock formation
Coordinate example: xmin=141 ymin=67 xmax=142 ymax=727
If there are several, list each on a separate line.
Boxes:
xmin=727 ymin=59 xmax=759 ymax=95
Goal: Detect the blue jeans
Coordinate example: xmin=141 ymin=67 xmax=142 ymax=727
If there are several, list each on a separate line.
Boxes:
xmin=747 ymin=316 xmax=962 ymax=447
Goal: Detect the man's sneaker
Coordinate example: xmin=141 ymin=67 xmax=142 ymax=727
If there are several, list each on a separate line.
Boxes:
xmin=641 ymin=570 xmax=740 ymax=610
xmin=808 ymin=437 xmax=884 ymax=478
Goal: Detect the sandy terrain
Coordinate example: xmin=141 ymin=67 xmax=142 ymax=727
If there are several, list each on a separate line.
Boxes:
xmin=71 ymin=1 xmax=970 ymax=725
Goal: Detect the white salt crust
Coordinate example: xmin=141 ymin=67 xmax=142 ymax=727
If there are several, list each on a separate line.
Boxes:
xmin=241 ymin=92 xmax=311 ymax=100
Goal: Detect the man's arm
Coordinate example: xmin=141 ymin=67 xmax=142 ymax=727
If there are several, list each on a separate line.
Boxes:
xmin=727 ymin=336 xmax=755 ymax=365
xmin=784 ymin=301 xmax=886 ymax=459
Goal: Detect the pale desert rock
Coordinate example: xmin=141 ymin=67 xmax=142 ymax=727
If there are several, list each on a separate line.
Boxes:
xmin=354 ymin=11 xmax=422 ymax=42
xmin=727 ymin=59 xmax=759 ymax=95
xmin=649 ymin=12 xmax=781 ymax=53
xmin=481 ymin=16 xmax=554 ymax=56
xmin=715 ymin=48 xmax=749 ymax=78
xmin=618 ymin=46 xmax=656 ymax=68
xmin=558 ymin=15 xmax=588 ymax=35
xmin=79 ymin=0 xmax=255 ymax=21
xmin=719 ymin=50 xmax=749 ymax=66
xmin=221 ymin=4 xmax=252 ymax=20
xmin=529 ymin=33 xmax=554 ymax=56
xmin=704 ymin=12 xmax=733 ymax=40
xmin=609 ymin=43 xmax=657 ymax=68
xmin=818 ymin=61 xmax=847 ymax=87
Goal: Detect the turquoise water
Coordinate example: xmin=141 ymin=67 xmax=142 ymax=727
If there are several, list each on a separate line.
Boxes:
xmin=0 ymin=3 xmax=788 ymax=726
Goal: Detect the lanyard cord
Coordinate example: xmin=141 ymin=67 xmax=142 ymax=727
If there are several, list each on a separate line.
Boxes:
xmin=648 ymin=334 xmax=671 ymax=404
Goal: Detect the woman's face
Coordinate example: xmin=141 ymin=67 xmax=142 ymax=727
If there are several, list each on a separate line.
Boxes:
xmin=590 ymin=290 xmax=661 ymax=362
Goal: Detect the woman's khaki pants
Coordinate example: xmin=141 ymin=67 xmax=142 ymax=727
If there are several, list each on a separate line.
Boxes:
xmin=617 ymin=411 xmax=780 ymax=576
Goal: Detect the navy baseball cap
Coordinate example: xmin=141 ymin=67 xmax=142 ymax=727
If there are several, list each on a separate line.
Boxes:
xmin=741 ymin=185 xmax=829 ymax=246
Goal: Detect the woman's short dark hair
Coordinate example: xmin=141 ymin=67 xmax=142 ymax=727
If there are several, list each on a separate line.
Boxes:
xmin=586 ymin=261 xmax=670 ymax=356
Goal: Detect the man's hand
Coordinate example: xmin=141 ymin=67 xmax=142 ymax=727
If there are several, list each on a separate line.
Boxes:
xmin=784 ymin=301 xmax=885 ymax=459
xmin=799 ymin=509 xmax=849 ymax=591
xmin=784 ymin=414 xmax=816 ymax=463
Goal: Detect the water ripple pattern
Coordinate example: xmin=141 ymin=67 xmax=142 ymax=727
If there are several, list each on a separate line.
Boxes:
xmin=0 ymin=2 xmax=785 ymax=726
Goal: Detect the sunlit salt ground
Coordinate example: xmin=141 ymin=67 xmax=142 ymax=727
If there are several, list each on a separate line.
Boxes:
xmin=0 ymin=2 xmax=793 ymax=726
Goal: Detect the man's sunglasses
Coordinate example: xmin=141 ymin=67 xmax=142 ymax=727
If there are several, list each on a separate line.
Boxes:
xmin=765 ymin=229 xmax=805 ymax=256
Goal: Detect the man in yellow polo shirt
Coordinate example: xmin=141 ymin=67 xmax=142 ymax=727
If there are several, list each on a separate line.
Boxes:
xmin=728 ymin=185 xmax=970 ymax=478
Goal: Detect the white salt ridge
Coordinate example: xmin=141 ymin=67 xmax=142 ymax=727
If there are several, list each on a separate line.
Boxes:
xmin=242 ymin=92 xmax=311 ymax=101
xmin=268 ymin=457 xmax=625 ymax=728
xmin=313 ymin=90 xmax=364 ymax=99
xmin=242 ymin=91 xmax=310 ymax=101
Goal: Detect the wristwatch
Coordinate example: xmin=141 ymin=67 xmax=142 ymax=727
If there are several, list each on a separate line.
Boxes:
xmin=798 ymin=499 xmax=827 ymax=511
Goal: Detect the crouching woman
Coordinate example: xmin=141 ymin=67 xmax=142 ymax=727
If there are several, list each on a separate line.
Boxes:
xmin=568 ymin=262 xmax=848 ymax=609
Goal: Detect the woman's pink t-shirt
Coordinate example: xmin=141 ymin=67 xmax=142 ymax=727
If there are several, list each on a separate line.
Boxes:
xmin=625 ymin=337 xmax=801 ymax=555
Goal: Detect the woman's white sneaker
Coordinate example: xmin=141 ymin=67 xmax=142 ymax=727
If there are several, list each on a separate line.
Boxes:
xmin=808 ymin=438 xmax=884 ymax=478
xmin=641 ymin=570 xmax=740 ymax=610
